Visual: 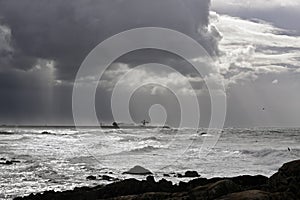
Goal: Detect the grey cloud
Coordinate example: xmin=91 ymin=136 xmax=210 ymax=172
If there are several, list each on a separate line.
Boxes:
xmin=212 ymin=5 xmax=300 ymax=35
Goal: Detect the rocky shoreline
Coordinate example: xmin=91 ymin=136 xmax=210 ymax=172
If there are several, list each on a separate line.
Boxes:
xmin=14 ymin=160 xmax=300 ymax=200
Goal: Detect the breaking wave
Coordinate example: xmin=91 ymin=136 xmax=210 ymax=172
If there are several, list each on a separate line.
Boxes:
xmin=241 ymin=148 xmax=300 ymax=158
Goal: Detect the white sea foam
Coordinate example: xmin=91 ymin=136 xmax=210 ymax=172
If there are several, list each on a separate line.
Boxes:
xmin=0 ymin=127 xmax=299 ymax=199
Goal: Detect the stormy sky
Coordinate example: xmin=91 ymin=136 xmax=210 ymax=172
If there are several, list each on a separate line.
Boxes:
xmin=0 ymin=0 xmax=300 ymax=127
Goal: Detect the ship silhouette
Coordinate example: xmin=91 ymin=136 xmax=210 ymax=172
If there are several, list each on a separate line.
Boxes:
xmin=100 ymin=121 xmax=170 ymax=129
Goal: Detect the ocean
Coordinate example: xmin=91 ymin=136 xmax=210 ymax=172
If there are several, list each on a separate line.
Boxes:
xmin=0 ymin=127 xmax=299 ymax=199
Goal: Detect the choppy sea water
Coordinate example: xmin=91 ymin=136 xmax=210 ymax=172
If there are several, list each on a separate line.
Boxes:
xmin=0 ymin=127 xmax=299 ymax=199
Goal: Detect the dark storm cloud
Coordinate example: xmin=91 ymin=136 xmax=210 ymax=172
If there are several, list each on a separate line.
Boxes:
xmin=0 ymin=0 xmax=216 ymax=81
xmin=0 ymin=0 xmax=220 ymax=125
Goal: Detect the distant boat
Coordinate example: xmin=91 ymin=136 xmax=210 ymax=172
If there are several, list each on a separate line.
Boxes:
xmin=100 ymin=121 xmax=170 ymax=129
xmin=141 ymin=120 xmax=149 ymax=126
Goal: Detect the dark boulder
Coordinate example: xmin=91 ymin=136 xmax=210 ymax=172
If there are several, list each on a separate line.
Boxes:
xmin=0 ymin=131 xmax=12 ymax=134
xmin=41 ymin=131 xmax=53 ymax=135
xmin=184 ymin=171 xmax=200 ymax=178
xmin=112 ymin=122 xmax=120 ymax=129
xmin=123 ymin=166 xmax=152 ymax=175
xmin=268 ymin=159 xmax=300 ymax=197
xmin=176 ymin=171 xmax=200 ymax=178
xmin=146 ymin=176 xmax=155 ymax=183
xmin=86 ymin=175 xmax=97 ymax=180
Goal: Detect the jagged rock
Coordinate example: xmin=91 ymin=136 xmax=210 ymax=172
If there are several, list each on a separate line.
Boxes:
xmin=123 ymin=166 xmax=152 ymax=175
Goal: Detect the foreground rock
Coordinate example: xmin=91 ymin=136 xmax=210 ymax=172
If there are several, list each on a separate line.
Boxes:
xmin=176 ymin=170 xmax=200 ymax=178
xmin=14 ymin=160 xmax=300 ymax=200
xmin=268 ymin=159 xmax=300 ymax=198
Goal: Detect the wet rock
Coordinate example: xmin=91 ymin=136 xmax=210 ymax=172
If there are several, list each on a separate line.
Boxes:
xmin=96 ymin=178 xmax=175 ymax=199
xmin=189 ymin=179 xmax=241 ymax=200
xmin=146 ymin=176 xmax=155 ymax=183
xmin=216 ymin=189 xmax=295 ymax=200
xmin=5 ymin=160 xmax=13 ymax=165
xmin=0 ymin=131 xmax=12 ymax=134
xmin=0 ymin=158 xmax=19 ymax=165
xmin=216 ymin=190 xmax=273 ymax=200
xmin=268 ymin=159 xmax=300 ymax=197
xmin=41 ymin=131 xmax=51 ymax=134
xmin=123 ymin=166 xmax=152 ymax=175
xmin=230 ymin=175 xmax=268 ymax=190
xmin=184 ymin=171 xmax=200 ymax=177
xmin=101 ymin=175 xmax=112 ymax=181
xmin=86 ymin=175 xmax=97 ymax=180
xmin=176 ymin=171 xmax=200 ymax=178
xmin=158 ymin=178 xmax=173 ymax=191
xmin=100 ymin=175 xmax=118 ymax=182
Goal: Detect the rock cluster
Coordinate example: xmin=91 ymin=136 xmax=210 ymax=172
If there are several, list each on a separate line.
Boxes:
xmin=14 ymin=160 xmax=300 ymax=200
xmin=0 ymin=157 xmax=20 ymax=165
xmin=86 ymin=175 xmax=119 ymax=182
xmin=177 ymin=170 xmax=200 ymax=178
